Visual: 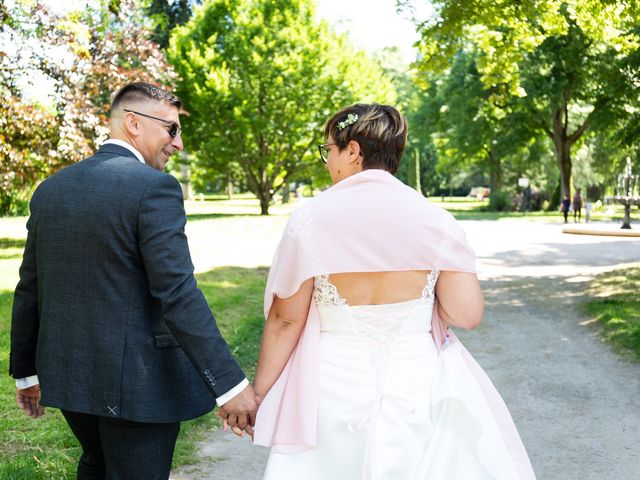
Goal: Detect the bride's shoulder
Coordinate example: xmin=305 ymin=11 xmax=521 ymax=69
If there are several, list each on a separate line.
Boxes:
xmin=289 ymin=189 xmax=337 ymax=217
xmin=410 ymin=194 xmax=457 ymax=221
xmin=283 ymin=198 xmax=320 ymax=238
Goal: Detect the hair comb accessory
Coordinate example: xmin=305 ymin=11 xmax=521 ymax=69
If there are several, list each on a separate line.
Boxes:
xmin=337 ymin=113 xmax=358 ymax=131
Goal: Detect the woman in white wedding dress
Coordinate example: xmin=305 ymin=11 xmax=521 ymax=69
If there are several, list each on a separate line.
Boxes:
xmin=248 ymin=104 xmax=536 ymax=479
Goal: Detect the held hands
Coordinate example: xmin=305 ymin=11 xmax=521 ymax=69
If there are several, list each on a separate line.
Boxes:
xmin=16 ymin=385 xmax=45 ymax=418
xmin=216 ymin=384 xmax=261 ymax=439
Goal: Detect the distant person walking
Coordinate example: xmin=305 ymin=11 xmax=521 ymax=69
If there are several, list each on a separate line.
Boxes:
xmin=573 ymin=189 xmax=583 ymax=223
xmin=585 ymin=199 xmax=592 ymax=223
xmin=561 ymin=194 xmax=571 ymax=224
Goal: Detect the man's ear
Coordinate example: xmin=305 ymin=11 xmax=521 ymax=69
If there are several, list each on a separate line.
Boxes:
xmin=123 ymin=111 xmax=140 ymax=137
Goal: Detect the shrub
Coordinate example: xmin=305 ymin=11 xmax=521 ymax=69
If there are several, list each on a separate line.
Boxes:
xmin=488 ymin=190 xmax=513 ymax=211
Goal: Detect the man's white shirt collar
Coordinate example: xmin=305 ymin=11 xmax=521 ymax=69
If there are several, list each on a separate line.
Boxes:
xmin=103 ymin=139 xmax=145 ymax=164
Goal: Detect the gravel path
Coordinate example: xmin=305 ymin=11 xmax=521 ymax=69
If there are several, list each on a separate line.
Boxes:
xmin=172 ymin=220 xmax=640 ymax=480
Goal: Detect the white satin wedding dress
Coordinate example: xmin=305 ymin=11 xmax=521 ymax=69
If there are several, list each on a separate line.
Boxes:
xmin=263 ymin=271 xmax=525 ymax=480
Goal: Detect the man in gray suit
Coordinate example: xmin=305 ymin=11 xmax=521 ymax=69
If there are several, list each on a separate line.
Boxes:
xmin=10 ymin=82 xmax=257 ymax=479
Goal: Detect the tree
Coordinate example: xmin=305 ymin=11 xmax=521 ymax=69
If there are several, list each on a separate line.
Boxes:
xmin=407 ymin=0 xmax=640 ymax=198
xmin=169 ymin=0 xmax=396 ymax=214
xmin=49 ymin=0 xmax=178 ymax=163
xmin=147 ymin=0 xmax=201 ymax=49
xmin=0 ymin=101 xmax=59 ymax=215
xmin=423 ymin=49 xmax=544 ymax=196
xmin=1 ymin=2 xmax=60 ymax=214
xmin=514 ymin=13 xmax=638 ymax=199
xmin=0 ymin=0 xmax=177 ymax=214
xmin=375 ymin=47 xmax=441 ymax=196
xmin=407 ymin=149 xmax=422 ymax=193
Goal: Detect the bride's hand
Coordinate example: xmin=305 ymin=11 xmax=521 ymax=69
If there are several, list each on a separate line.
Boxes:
xmin=222 ymin=417 xmax=253 ymax=438
xmin=228 ymin=419 xmax=247 ymax=437
xmin=217 ymin=395 xmax=261 ymax=439
xmin=236 ymin=395 xmax=262 ymax=439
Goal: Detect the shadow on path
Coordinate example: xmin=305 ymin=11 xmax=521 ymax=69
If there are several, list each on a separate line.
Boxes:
xmin=461 ymin=273 xmax=640 ymax=480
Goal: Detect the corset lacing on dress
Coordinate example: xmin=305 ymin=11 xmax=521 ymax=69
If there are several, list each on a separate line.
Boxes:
xmin=312 ymin=271 xmax=440 ymax=479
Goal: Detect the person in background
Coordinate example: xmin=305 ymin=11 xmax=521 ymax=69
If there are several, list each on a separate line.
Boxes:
xmin=573 ymin=188 xmax=583 ymax=223
xmin=561 ymin=193 xmax=571 ymax=223
xmin=585 ymin=198 xmax=593 ymax=223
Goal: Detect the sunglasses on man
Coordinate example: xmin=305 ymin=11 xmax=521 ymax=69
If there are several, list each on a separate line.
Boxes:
xmin=123 ymin=109 xmax=181 ymax=138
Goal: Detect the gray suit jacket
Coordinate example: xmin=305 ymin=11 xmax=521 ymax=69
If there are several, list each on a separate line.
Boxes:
xmin=10 ymin=144 xmax=245 ymax=423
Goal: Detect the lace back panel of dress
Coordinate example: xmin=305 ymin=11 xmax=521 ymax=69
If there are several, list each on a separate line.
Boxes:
xmin=313 ymin=270 xmax=440 ymax=306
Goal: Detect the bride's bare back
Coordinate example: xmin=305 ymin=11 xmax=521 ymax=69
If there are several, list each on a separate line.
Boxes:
xmin=328 ymin=271 xmax=430 ymax=305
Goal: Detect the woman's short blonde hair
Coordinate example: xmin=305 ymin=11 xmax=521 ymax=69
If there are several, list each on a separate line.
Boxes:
xmin=324 ymin=103 xmax=408 ymax=174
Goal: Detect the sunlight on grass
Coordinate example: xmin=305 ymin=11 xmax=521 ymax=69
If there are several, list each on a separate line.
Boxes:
xmin=0 ymin=291 xmax=80 ymax=479
xmin=185 ymin=197 xmax=298 ymax=219
xmin=174 ymin=265 xmax=267 ymax=467
xmin=584 ymin=265 xmax=640 ymax=362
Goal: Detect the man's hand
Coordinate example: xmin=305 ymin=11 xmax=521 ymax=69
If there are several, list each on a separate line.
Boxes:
xmin=16 ymin=385 xmax=45 ymax=418
xmin=217 ymin=384 xmax=259 ymax=437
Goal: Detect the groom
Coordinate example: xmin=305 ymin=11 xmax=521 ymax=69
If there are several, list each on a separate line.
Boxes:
xmin=10 ymin=82 xmax=257 ymax=479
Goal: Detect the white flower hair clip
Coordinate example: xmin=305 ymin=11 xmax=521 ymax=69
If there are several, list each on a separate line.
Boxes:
xmin=337 ymin=113 xmax=358 ymax=131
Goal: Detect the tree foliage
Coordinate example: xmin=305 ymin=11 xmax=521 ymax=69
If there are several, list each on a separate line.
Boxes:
xmin=407 ymin=0 xmax=640 ymax=201
xmin=147 ymin=0 xmax=201 ymax=49
xmin=1 ymin=1 xmax=61 ymax=214
xmin=169 ymin=0 xmax=396 ymax=214
xmin=425 ymin=49 xmax=544 ymax=195
xmin=410 ymin=0 xmax=639 ymax=100
xmin=0 ymin=0 xmax=177 ymax=215
xmin=47 ymin=0 xmax=178 ymax=162
xmin=514 ymin=12 xmax=639 ymax=198
xmin=375 ymin=47 xmax=441 ymax=196
xmin=0 ymin=101 xmax=58 ymax=215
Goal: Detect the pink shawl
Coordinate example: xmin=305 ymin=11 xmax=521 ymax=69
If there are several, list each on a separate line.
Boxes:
xmin=253 ymin=169 xmax=535 ymax=479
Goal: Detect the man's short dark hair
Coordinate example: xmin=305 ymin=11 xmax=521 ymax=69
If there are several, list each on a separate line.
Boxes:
xmin=111 ymin=83 xmax=182 ymax=114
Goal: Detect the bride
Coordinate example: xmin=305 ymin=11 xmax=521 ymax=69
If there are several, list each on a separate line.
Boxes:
xmin=242 ymin=103 xmax=535 ymax=479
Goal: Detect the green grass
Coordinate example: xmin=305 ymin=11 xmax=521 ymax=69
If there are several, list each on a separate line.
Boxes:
xmin=0 ymin=291 xmax=82 ymax=479
xmin=0 ymin=238 xmax=25 ymax=262
xmin=196 ymin=267 xmax=268 ymax=379
xmin=428 ymin=197 xmax=634 ymax=222
xmin=584 ymin=266 xmax=640 ymax=362
xmin=184 ymin=197 xmax=297 ymax=220
xmin=172 ymin=265 xmax=268 ymax=467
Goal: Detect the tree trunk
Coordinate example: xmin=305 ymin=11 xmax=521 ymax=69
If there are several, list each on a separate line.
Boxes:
xmin=552 ymin=105 xmax=572 ymax=199
xmin=257 ymin=186 xmax=271 ymax=215
xmin=556 ymin=140 xmax=572 ymax=200
xmin=179 ymin=163 xmax=191 ymax=200
xmin=258 ymin=194 xmax=270 ymax=215
xmin=226 ymin=176 xmax=233 ymax=199
xmin=486 ymin=148 xmax=501 ymax=192
xmin=409 ymin=150 xmax=422 ymax=193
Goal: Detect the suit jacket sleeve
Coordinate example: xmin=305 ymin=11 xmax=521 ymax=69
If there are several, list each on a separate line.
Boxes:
xmin=138 ymin=173 xmax=245 ymax=398
xmin=10 ymin=213 xmax=39 ymax=378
